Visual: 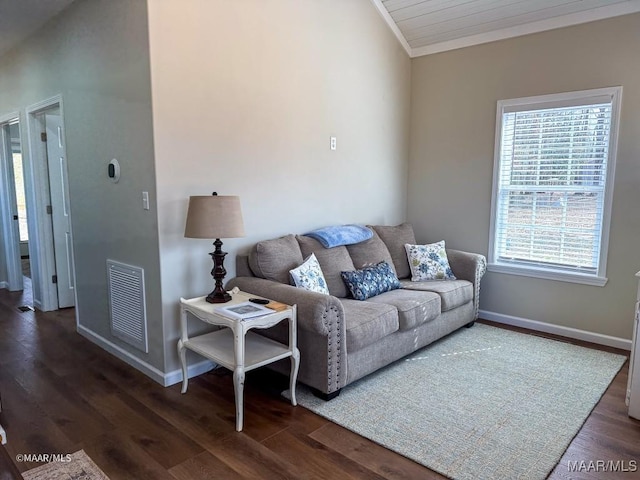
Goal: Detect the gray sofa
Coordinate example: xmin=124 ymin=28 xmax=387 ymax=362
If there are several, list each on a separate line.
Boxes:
xmin=227 ymin=223 xmax=486 ymax=399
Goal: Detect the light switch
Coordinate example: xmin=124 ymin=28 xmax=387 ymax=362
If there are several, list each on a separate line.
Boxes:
xmin=142 ymin=191 xmax=149 ymax=210
xmin=330 ymin=136 xmax=337 ymax=151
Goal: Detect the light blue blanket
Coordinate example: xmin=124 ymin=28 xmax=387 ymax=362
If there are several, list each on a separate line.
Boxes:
xmin=304 ymin=224 xmax=373 ymax=248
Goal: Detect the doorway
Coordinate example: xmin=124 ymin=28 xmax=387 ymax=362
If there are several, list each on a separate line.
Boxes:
xmin=0 ymin=97 xmax=76 ymax=312
xmin=24 ymin=96 xmax=76 ymax=311
xmin=9 ymin=122 xmax=30 ymax=279
xmin=0 ymin=115 xmax=24 ymax=292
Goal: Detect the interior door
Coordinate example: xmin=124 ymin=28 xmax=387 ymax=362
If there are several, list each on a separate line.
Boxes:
xmin=44 ymin=111 xmax=75 ymax=308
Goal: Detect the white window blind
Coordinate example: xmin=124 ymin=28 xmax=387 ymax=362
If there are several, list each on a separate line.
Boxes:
xmin=489 ymin=88 xmax=621 ymax=285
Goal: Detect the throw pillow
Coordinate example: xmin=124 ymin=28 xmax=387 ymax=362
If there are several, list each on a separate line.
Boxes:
xmin=296 ymin=235 xmax=355 ymax=298
xmin=289 ymin=253 xmax=330 ymax=294
xmin=405 ymin=241 xmax=457 ymax=281
xmin=341 ymin=261 xmax=401 ymax=301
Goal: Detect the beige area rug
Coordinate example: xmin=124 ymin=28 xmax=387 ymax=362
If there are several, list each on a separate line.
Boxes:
xmin=291 ymin=324 xmax=627 ymax=480
xmin=22 ymin=450 xmax=109 ymax=480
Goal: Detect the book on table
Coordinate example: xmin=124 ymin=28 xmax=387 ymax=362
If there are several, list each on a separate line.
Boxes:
xmin=215 ymin=302 xmax=274 ymax=320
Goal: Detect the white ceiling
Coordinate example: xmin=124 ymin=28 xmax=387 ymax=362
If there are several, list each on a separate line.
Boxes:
xmin=372 ymin=0 xmax=640 ymax=56
xmin=0 ymin=0 xmax=76 ymax=57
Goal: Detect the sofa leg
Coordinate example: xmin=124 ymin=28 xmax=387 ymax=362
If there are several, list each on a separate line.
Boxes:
xmin=311 ymin=388 xmax=342 ymax=401
xmin=465 ymin=321 xmax=475 ymax=328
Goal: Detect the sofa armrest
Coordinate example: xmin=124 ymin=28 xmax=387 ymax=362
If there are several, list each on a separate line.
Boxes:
xmin=226 ymin=276 xmax=345 ymax=337
xmin=447 ymin=249 xmax=487 ymax=320
xmin=226 ymin=276 xmax=347 ymax=394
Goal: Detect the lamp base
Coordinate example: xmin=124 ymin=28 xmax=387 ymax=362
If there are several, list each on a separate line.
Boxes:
xmin=206 ymin=289 xmax=232 ymax=303
xmin=206 ymin=239 xmax=232 ymax=303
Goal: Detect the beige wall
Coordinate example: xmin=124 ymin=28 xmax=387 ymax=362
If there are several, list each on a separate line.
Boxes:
xmin=147 ymin=0 xmax=412 ymax=373
xmin=408 ymin=13 xmax=640 ymax=340
xmin=0 ymin=0 xmax=164 ymax=369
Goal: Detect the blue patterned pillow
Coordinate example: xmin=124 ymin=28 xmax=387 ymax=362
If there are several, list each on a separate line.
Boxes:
xmin=341 ymin=261 xmax=401 ymax=301
xmin=405 ymin=241 xmax=456 ymax=281
xmin=290 ymin=253 xmax=330 ymax=294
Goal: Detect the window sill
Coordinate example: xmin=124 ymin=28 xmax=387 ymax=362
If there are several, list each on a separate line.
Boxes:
xmin=487 ymin=263 xmax=608 ymax=287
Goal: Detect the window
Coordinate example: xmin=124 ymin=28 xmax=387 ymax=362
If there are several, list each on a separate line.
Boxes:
xmin=488 ymin=87 xmax=622 ymax=286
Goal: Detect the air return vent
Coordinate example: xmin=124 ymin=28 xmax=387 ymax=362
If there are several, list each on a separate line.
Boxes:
xmin=107 ymin=260 xmax=148 ymax=353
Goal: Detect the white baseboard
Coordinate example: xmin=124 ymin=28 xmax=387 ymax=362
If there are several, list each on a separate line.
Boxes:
xmin=77 ymin=325 xmax=214 ymax=387
xmin=163 ymin=360 xmax=215 ymax=387
xmin=480 ymin=309 xmax=632 ymax=351
xmin=0 ymin=281 xmax=8 ymax=290
xmin=0 ymin=423 xmax=6 ymax=445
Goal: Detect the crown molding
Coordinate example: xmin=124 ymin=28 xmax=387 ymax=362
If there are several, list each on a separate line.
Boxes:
xmin=371 ymin=0 xmax=640 ymax=58
xmin=369 ymin=0 xmax=412 ymax=57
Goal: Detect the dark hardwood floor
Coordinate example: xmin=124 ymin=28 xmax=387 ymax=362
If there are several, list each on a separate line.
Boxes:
xmin=0 ymin=282 xmax=639 ymax=479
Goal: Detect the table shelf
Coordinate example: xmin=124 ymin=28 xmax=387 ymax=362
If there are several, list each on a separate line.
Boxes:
xmin=178 ymin=291 xmax=299 ymax=431
xmin=184 ymin=330 xmax=292 ymax=372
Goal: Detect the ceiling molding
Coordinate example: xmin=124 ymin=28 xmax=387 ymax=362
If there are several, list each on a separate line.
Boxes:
xmin=372 ymin=0 xmax=640 ymax=58
xmin=369 ymin=0 xmax=412 ymax=56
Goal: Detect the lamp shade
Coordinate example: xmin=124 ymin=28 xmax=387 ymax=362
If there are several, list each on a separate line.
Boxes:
xmin=184 ymin=195 xmax=245 ymax=239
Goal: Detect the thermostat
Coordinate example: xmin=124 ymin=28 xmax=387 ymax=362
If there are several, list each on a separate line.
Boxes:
xmin=108 ymin=159 xmax=120 ymax=183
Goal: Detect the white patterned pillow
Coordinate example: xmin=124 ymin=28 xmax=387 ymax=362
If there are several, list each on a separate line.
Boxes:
xmin=405 ymin=241 xmax=456 ymax=281
xmin=289 ymin=253 xmax=330 ymax=294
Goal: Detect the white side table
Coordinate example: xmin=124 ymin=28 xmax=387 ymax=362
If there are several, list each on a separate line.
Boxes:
xmin=178 ymin=291 xmax=299 ymax=431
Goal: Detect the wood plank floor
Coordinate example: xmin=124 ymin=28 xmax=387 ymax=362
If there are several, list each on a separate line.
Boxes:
xmin=0 ymin=282 xmax=639 ymax=479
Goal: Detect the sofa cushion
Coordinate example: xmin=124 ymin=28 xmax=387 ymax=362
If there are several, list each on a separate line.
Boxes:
xmin=405 ymin=241 xmax=456 ymax=281
xmin=297 ymin=236 xmax=355 ymax=298
xmin=289 ymin=253 xmax=330 ymax=294
xmin=341 ymin=299 xmax=399 ymax=352
xmin=400 ymin=279 xmax=473 ymax=312
xmin=366 ymin=289 xmax=441 ymax=330
xmin=347 ymin=230 xmax=395 ymax=272
xmin=372 ymin=223 xmax=416 ymax=279
xmin=249 ymin=234 xmax=303 ymax=284
xmin=341 ymin=262 xmax=400 ymax=301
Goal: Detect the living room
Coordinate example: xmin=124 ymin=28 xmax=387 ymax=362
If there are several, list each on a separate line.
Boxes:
xmin=0 ymin=0 xmax=639 ymax=478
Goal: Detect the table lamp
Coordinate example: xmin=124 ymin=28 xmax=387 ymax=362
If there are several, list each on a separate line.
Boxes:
xmin=184 ymin=192 xmax=245 ymax=303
